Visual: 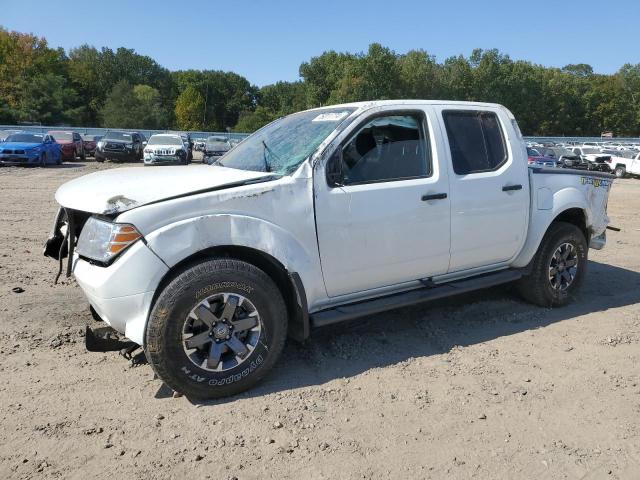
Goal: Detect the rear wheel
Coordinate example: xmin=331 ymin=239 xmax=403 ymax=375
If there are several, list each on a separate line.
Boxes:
xmin=145 ymin=258 xmax=288 ymax=399
xmin=614 ymin=165 xmax=626 ymax=178
xmin=517 ymin=221 xmax=587 ymax=307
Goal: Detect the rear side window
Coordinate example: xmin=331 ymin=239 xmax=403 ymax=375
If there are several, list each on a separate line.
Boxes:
xmin=443 ymin=111 xmax=507 ymax=175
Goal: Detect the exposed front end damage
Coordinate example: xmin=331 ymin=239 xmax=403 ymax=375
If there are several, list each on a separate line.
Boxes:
xmin=43 ymin=207 xmax=92 ymax=283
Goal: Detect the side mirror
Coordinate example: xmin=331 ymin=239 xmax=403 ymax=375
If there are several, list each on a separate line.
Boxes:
xmin=326 ymin=148 xmax=344 ymax=187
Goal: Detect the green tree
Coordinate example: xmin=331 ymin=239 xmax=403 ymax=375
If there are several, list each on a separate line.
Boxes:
xmin=68 ymin=45 xmax=173 ymax=126
xmin=18 ymin=73 xmax=83 ymax=125
xmin=233 ymin=106 xmax=278 ymax=133
xmin=175 ymin=85 xmax=205 ymax=130
xmin=100 ymin=81 xmax=168 ymax=129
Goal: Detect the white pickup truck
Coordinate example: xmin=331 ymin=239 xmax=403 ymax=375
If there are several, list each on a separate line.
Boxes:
xmin=603 ymin=150 xmax=640 ymax=178
xmin=44 ymin=100 xmax=614 ymax=399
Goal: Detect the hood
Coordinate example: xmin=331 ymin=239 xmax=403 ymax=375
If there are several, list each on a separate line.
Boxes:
xmin=55 ymin=165 xmax=273 ymax=215
xmin=54 ymin=139 xmax=74 ymax=145
xmin=0 ymin=142 xmax=41 ymax=149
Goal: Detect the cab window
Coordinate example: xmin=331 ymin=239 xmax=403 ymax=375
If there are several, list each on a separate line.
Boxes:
xmin=443 ymin=111 xmax=507 ymax=175
xmin=341 ymin=113 xmax=430 ymax=185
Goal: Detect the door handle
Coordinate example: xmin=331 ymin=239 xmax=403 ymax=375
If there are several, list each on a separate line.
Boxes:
xmin=421 ymin=193 xmax=448 ymax=201
xmin=502 ymin=184 xmax=522 ymax=192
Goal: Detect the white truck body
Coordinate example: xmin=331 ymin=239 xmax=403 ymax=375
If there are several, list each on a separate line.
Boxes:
xmin=608 ymin=152 xmax=640 ymax=177
xmin=49 ymin=101 xmax=613 ymax=347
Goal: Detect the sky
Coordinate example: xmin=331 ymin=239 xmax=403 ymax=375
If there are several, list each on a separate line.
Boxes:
xmin=3 ymin=0 xmax=639 ymax=86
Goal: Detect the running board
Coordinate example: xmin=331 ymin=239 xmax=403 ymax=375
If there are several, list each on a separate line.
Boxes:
xmin=310 ymin=269 xmax=522 ymax=328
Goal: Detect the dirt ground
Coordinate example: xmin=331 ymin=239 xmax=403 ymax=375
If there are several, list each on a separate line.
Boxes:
xmin=1 ymin=156 xmax=639 ymax=480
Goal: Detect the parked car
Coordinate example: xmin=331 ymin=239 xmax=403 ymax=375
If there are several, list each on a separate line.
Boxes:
xmin=0 ymin=129 xmax=23 ymax=142
xmin=45 ymin=100 xmax=614 ymax=399
xmin=571 ymin=146 xmax=612 ymax=172
xmin=143 ymin=134 xmax=190 ymax=165
xmin=526 ymin=147 xmax=556 ymax=167
xmin=95 ymin=131 xmax=144 ymax=163
xmin=600 ymin=149 xmax=640 ymax=178
xmin=537 ymin=147 xmax=587 ymax=169
xmin=81 ymin=135 xmax=102 ymax=157
xmin=202 ymin=136 xmax=231 ymax=164
xmin=48 ymin=131 xmax=85 ymax=161
xmin=0 ymin=132 xmax=61 ymax=166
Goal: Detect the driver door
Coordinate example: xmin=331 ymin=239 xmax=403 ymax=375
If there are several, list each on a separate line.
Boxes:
xmin=314 ymin=108 xmax=451 ymax=298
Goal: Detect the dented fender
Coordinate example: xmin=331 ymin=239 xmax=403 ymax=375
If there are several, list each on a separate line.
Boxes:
xmin=512 ymin=170 xmax=612 ymax=268
xmin=144 ymin=213 xmax=319 ymax=291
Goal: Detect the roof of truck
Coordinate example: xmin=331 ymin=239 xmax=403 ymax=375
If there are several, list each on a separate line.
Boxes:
xmin=308 ymin=99 xmax=505 ymax=112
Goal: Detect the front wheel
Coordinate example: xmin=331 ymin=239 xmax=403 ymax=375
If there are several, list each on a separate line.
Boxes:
xmin=145 ymin=258 xmax=288 ymax=399
xmin=516 ymin=221 xmax=588 ymax=307
xmin=614 ymin=166 xmax=626 ymax=178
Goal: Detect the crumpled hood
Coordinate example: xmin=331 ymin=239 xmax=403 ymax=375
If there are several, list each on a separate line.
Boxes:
xmin=55 ymin=165 xmax=272 ymax=214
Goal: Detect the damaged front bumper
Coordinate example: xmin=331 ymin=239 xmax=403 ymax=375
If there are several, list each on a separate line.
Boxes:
xmin=44 ymin=208 xmax=169 ymax=345
xmin=72 ymin=242 xmax=168 ymax=345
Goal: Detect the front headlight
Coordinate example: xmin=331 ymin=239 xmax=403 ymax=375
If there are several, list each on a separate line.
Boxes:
xmin=96 ymin=141 xmax=105 ymax=149
xmin=76 ymin=217 xmax=142 ymax=264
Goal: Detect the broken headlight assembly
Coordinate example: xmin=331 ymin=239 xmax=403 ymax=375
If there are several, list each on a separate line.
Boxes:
xmin=76 ymin=217 xmax=142 ymax=265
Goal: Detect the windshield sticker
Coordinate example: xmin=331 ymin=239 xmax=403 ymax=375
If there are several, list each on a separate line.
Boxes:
xmin=312 ymin=111 xmax=349 ymax=123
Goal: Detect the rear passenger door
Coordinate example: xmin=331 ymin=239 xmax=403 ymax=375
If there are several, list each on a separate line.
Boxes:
xmin=438 ymin=107 xmax=529 ymax=273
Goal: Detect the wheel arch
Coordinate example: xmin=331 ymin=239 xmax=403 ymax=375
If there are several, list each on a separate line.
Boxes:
xmin=512 ymin=204 xmax=590 ymax=269
xmin=149 ymin=244 xmax=310 ymax=342
xmin=551 ymin=207 xmax=589 ymax=242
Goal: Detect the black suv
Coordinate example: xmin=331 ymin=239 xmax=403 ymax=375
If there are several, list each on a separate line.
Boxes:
xmin=95 ymin=131 xmax=144 ymax=163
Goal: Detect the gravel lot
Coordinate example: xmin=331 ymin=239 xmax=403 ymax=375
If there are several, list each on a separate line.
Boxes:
xmin=1 ymin=158 xmax=639 ymax=479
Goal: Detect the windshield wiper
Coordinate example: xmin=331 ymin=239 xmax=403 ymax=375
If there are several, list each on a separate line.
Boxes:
xmin=262 ymin=140 xmax=283 ymax=173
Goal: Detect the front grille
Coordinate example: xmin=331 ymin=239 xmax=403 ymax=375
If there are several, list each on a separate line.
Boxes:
xmin=154 ymin=149 xmax=175 ymax=156
xmin=105 ymin=143 xmax=124 ymax=151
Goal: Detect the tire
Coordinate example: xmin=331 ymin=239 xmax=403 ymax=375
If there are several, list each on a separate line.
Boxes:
xmin=516 ymin=221 xmax=588 ymax=307
xmin=80 ymin=148 xmax=86 ymax=161
xmin=40 ymin=153 xmax=46 ymax=168
xmin=145 ymin=258 xmax=288 ymax=399
xmin=614 ymin=165 xmax=626 ymax=178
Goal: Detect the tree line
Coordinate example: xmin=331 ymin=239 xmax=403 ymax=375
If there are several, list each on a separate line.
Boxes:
xmin=1 ymin=28 xmax=639 ymax=136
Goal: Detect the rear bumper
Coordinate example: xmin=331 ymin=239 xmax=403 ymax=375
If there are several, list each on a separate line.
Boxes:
xmin=72 ymin=241 xmax=169 ymax=345
xmin=589 ymin=231 xmax=606 ymax=250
